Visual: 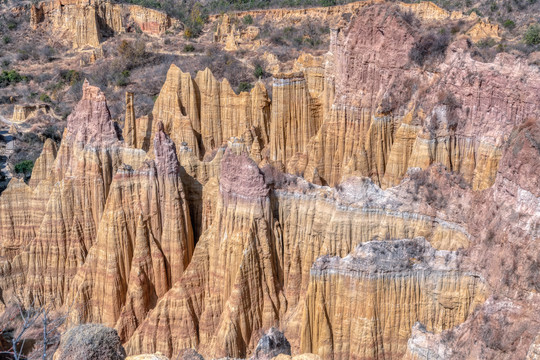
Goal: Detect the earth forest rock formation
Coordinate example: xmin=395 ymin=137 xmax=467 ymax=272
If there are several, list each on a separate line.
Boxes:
xmin=0 ymin=0 xmax=539 ymax=359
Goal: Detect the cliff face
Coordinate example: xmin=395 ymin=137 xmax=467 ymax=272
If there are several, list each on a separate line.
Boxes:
xmin=148 ymin=65 xmax=271 ymax=161
xmin=270 ymin=73 xmax=317 ymax=172
xmin=403 ymin=118 xmax=540 ymax=360
xmin=31 ymin=0 xmax=179 ymax=48
xmin=0 ymin=80 xmax=147 ymax=309
xmin=301 ymin=239 xmax=487 ymax=359
xmin=122 ymin=146 xmax=475 ymax=358
xmin=301 ymin=4 xmax=540 ymax=189
xmin=1 ymin=2 xmax=539 ymax=360
xmin=67 ymin=122 xmax=193 ymax=342
xmin=125 ymin=147 xmax=281 ymax=358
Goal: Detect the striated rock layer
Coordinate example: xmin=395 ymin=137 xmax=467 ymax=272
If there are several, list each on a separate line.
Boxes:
xmin=31 ymin=0 xmax=180 ymax=48
xmin=303 ymin=4 xmax=540 ymax=189
xmin=0 ymin=80 xmax=147 ymax=309
xmin=0 ymin=2 xmax=539 ymax=360
xmin=146 ymin=65 xmax=271 ymax=160
xmin=66 ymin=122 xmax=194 ymax=342
xmin=301 ymin=239 xmax=486 ymax=359
xmin=125 ymin=147 xmax=282 ymax=358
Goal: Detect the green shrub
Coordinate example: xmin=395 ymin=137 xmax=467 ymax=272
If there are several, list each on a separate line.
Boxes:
xmin=2 ymin=36 xmax=10 ymax=44
xmin=39 ymin=93 xmax=52 ymax=103
xmin=60 ymin=69 xmax=82 ymax=85
xmin=14 ymin=160 xmax=34 ymax=175
xmin=476 ymin=38 xmax=497 ymax=48
xmin=502 ymin=19 xmax=516 ymax=30
xmin=0 ymin=70 xmax=24 ymax=88
xmin=7 ymin=21 xmax=17 ymax=30
xmin=320 ymin=0 xmax=335 ymax=6
xmin=254 ymin=64 xmax=265 ymax=78
xmin=237 ymin=82 xmax=253 ymax=93
xmin=183 ymin=44 xmax=195 ymax=52
xmin=524 ymin=24 xmax=540 ymax=46
xmin=183 ymin=2 xmax=206 ymax=39
xmin=116 ymin=70 xmax=130 ymax=87
xmin=243 ymin=14 xmax=253 ymax=25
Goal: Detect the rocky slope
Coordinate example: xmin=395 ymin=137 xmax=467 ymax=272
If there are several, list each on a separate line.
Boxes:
xmin=0 ymin=1 xmax=539 ymax=360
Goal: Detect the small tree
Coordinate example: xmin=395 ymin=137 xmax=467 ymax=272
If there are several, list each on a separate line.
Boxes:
xmin=502 ymin=19 xmax=516 ymax=30
xmin=0 ymin=298 xmax=67 ymax=360
xmin=184 ymin=2 xmax=206 ymax=39
xmin=14 ymin=160 xmax=34 ymax=176
xmin=524 ymin=24 xmax=540 ymax=46
xmin=237 ymin=82 xmax=253 ymax=93
xmin=183 ymin=44 xmax=195 ymax=52
xmin=243 ymin=15 xmax=253 ymax=25
xmin=254 ymin=64 xmax=265 ymax=78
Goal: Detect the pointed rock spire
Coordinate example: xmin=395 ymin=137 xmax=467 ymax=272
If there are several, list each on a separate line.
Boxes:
xmin=220 ymin=147 xmax=268 ymax=200
xmin=66 ymin=79 xmax=119 ymax=145
xmin=124 ymin=91 xmax=137 ymax=148
xmin=153 ymin=121 xmax=179 ymax=176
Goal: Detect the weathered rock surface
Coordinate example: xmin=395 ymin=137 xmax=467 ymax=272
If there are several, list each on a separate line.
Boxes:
xmin=66 ymin=122 xmax=193 ymax=342
xmin=126 ymin=354 xmax=169 ymax=360
xmin=270 ymin=73 xmax=319 ymax=173
xmin=125 ymin=148 xmax=280 ymax=358
xmin=301 ymin=238 xmax=486 ymax=359
xmin=147 ymin=65 xmax=271 ymax=162
xmin=214 ymin=13 xmax=261 ymax=51
xmin=302 ymin=4 xmax=540 ymax=189
xmin=0 ymin=2 xmax=539 ymax=360
xmin=31 ymin=0 xmax=179 ymax=48
xmin=125 ymin=91 xmax=137 ymax=148
xmin=0 ymin=80 xmax=146 ymax=309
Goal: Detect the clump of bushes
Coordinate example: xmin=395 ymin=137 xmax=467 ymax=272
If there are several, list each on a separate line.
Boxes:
xmin=524 ymin=24 xmax=540 ymax=46
xmin=320 ymin=0 xmax=336 ymax=7
xmin=409 ymin=31 xmax=450 ymax=66
xmin=14 ymin=160 xmax=34 ymax=175
xmin=502 ymin=19 xmax=516 ymax=30
xmin=6 ymin=20 xmax=17 ymax=30
xmin=399 ymin=10 xmax=417 ymax=26
xmin=243 ymin=14 xmax=253 ymax=25
xmin=117 ymin=39 xmax=147 ymax=69
xmin=40 ymin=93 xmax=52 ymax=103
xmin=467 ymin=8 xmax=483 ymax=17
xmin=55 ymin=324 xmax=126 ymax=360
xmin=60 ymin=69 xmax=82 ymax=85
xmin=262 ymin=22 xmax=329 ymax=51
xmin=199 ymin=45 xmax=253 ymax=89
xmin=0 ymin=69 xmax=26 ymax=88
xmin=116 ymin=70 xmax=130 ymax=86
xmin=183 ymin=44 xmax=195 ymax=52
xmin=237 ymin=82 xmax=253 ymax=93
xmin=254 ymin=63 xmax=265 ymax=78
xmin=184 ymin=3 xmax=206 ymax=39
xmin=43 ymin=124 xmax=63 ymax=143
xmin=476 ymin=37 xmax=497 ymax=48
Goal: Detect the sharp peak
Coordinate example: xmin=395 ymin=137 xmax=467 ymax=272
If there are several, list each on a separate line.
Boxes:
xmin=153 ymin=121 xmax=180 ymax=176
